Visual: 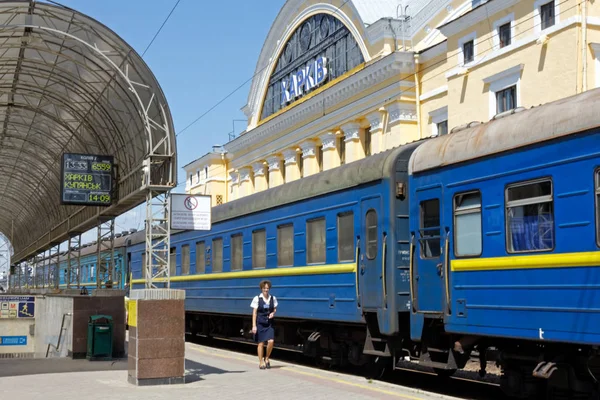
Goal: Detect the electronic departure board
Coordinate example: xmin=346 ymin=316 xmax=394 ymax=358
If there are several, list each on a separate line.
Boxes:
xmin=60 ymin=153 xmax=114 ymax=206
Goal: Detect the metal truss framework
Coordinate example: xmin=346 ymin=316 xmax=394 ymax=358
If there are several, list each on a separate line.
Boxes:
xmin=145 ymin=189 xmax=171 ymax=289
xmin=66 ymin=234 xmax=81 ymax=289
xmin=0 ymin=1 xmax=176 ymax=290
xmin=96 ymin=219 xmax=114 ymax=288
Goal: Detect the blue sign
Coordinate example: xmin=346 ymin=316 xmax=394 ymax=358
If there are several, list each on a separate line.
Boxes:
xmin=0 ymin=336 xmax=27 ymax=346
xmin=0 ymin=296 xmax=35 ymax=319
xmin=281 ymin=56 xmax=328 ymax=104
xmin=18 ymin=301 xmax=34 ymax=318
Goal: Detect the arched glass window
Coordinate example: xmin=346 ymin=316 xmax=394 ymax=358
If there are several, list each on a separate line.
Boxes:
xmin=261 ymin=14 xmax=364 ymax=120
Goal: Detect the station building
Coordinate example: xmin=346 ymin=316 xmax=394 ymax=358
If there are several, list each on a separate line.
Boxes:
xmin=185 ymin=0 xmax=600 ymax=204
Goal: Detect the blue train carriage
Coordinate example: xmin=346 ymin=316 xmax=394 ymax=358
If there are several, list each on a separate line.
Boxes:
xmin=55 ymin=231 xmax=134 ymax=290
xmin=408 ymin=89 xmax=600 ymax=398
xmin=128 ymin=142 xmax=422 ymax=368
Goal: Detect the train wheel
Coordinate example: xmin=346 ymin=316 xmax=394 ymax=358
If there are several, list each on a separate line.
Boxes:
xmin=364 ymin=356 xmax=389 ymax=380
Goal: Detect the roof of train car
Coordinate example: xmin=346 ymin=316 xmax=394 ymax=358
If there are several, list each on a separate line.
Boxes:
xmin=125 ymin=140 xmax=426 ymax=248
xmin=409 ymin=87 xmax=600 ymax=174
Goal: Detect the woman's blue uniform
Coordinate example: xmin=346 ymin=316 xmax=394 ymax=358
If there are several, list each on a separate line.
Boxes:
xmin=255 ymin=296 xmax=275 ymax=343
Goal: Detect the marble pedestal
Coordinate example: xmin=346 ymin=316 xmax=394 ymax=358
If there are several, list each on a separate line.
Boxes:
xmin=127 ymin=289 xmax=185 ymax=386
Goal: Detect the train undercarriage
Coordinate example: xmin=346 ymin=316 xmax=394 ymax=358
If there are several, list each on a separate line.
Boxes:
xmin=185 ymin=311 xmax=600 ymax=399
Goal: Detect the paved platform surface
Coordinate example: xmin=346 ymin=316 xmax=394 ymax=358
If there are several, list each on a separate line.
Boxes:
xmin=0 ymin=342 xmax=463 ymax=400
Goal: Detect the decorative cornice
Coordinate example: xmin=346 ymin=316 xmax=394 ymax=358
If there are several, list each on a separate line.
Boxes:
xmin=366 ymin=111 xmax=384 ymax=132
xmin=252 ymin=162 xmax=266 ymax=177
xmin=438 ymin=0 xmax=519 ymax=38
xmin=420 ymin=85 xmax=448 ymax=101
xmin=283 ymin=149 xmax=298 ymax=165
xmin=385 ymin=103 xmax=417 ymax=125
xmin=238 ymin=167 xmax=252 ymax=182
xmin=266 ymin=155 xmax=281 ymax=171
xmin=319 ymin=132 xmax=337 ymax=150
xmin=227 ymin=52 xmax=415 ymax=156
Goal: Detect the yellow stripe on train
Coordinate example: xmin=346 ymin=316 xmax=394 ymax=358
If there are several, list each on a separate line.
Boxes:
xmin=131 ymin=262 xmax=357 ymax=285
xmin=451 ymin=251 xmax=600 ymax=272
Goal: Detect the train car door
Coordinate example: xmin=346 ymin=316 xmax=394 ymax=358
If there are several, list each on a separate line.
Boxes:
xmin=414 ymin=186 xmax=446 ymax=314
xmin=359 ymin=196 xmax=383 ymax=310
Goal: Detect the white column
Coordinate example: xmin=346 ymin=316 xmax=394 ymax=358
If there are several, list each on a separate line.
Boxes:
xmin=283 ymin=148 xmax=300 ymax=183
xmin=253 ymin=162 xmax=267 ymax=192
xmin=340 ymin=122 xmax=363 ymax=163
xmin=267 ymin=155 xmax=283 ymax=188
xmin=319 ymin=132 xmax=339 ymax=171
xmin=366 ymin=111 xmax=385 ymax=154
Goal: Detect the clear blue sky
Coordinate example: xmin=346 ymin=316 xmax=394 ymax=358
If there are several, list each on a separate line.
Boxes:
xmin=42 ymin=0 xmax=286 ymax=242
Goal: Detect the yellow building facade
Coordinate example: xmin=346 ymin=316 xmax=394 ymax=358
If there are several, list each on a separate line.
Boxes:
xmin=185 ymin=0 xmax=600 ymax=204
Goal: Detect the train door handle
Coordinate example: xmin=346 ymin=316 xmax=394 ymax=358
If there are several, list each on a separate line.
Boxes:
xmin=436 ymin=263 xmax=443 ymax=276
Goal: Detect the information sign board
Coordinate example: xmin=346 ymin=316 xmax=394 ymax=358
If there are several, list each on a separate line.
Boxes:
xmin=0 ymin=296 xmax=35 ymax=319
xmin=60 ymin=153 xmax=114 ymax=206
xmin=0 ymin=336 xmax=27 ymax=346
xmin=170 ymin=194 xmax=211 ymax=231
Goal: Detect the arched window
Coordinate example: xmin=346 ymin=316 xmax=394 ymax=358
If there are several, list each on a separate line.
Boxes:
xmin=261 ymin=14 xmax=364 ymax=120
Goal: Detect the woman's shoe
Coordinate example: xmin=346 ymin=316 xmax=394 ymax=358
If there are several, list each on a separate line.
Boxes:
xmin=265 ymin=360 xmax=271 ymax=369
xmin=259 ymin=363 xmax=266 ymax=370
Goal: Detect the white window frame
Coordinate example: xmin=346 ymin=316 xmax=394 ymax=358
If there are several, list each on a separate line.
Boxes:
xmin=534 ymin=0 xmax=560 ymax=34
xmin=493 ymin=13 xmax=514 ymax=49
xmin=429 ymin=106 xmax=448 ymax=137
xmin=483 ymin=64 xmax=523 ymax=119
xmin=458 ymin=31 xmax=477 ymax=66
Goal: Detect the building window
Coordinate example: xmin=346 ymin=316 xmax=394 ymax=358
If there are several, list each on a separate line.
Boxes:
xmin=307 ymin=218 xmax=326 ymax=264
xmin=261 ymin=14 xmax=365 ymax=120
xmin=337 ymin=212 xmax=354 ymax=262
xmin=212 ymin=238 xmax=223 ymax=272
xmin=499 ymin=23 xmax=511 ymax=48
xmin=196 ymin=170 xmax=200 ymax=183
xmin=169 ymin=247 xmax=176 ymax=276
xmin=454 ymin=192 xmax=482 ymax=257
xmin=252 ymin=230 xmax=266 ymax=269
xmin=338 ymin=136 xmax=346 ymax=165
xmin=420 ymin=199 xmax=441 ymax=258
xmin=196 ymin=242 xmax=205 ymax=273
xmin=277 ymin=224 xmax=294 ymax=267
xmin=364 ymin=127 xmax=372 ymax=156
xmin=437 ymin=120 xmax=448 ymax=136
xmin=365 ymin=210 xmax=378 ymax=260
xmin=298 ymin=153 xmax=304 ymax=177
xmin=541 ymin=1 xmax=555 ymax=30
xmin=595 ymin=170 xmax=600 ymax=246
xmin=181 ymin=245 xmax=190 ymax=275
xmin=496 ymin=86 xmax=516 ymax=114
xmin=231 ymin=234 xmax=243 ymax=271
xmin=506 ymin=179 xmax=554 ymax=253
xmin=463 ymin=40 xmax=474 ymax=64
xmin=317 ymin=145 xmax=323 ymax=172
xmin=204 ymin=166 xmax=209 ymax=179
xmin=189 ymin=174 xmax=193 ymax=185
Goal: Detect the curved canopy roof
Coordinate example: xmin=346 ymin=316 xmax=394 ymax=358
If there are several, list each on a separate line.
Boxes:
xmin=0 ymin=1 xmax=176 ymax=262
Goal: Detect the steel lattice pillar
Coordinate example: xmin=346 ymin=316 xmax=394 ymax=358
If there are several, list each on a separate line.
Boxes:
xmin=96 ymin=220 xmax=115 ymax=289
xmin=145 ymin=189 xmax=171 ymax=289
xmin=67 ymin=234 xmax=82 ymax=289
xmin=48 ymin=244 xmax=60 ymax=289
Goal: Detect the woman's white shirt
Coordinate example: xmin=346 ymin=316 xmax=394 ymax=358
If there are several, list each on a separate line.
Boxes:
xmin=250 ymin=294 xmax=278 ymax=309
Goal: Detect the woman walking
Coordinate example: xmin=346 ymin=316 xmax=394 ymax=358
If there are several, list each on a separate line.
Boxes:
xmin=251 ymin=280 xmax=277 ymax=369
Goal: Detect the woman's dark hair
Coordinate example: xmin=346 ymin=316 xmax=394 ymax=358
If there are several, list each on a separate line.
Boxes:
xmin=259 ymin=280 xmax=272 ymax=289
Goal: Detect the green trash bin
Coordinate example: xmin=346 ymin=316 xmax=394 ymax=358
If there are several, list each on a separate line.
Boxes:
xmin=87 ymin=315 xmax=113 ymax=361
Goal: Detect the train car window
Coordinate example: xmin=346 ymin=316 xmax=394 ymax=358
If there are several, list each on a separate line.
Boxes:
xmin=420 ymin=199 xmax=441 ymax=258
xmin=252 ymin=230 xmax=266 ymax=269
xmin=596 ymin=169 xmax=600 ymax=246
xmin=454 ymin=192 xmax=482 ymax=257
xmin=277 ymin=224 xmax=294 ymax=267
xmin=181 ymin=245 xmax=190 ymax=275
xmin=506 ymin=179 xmax=554 ymax=252
xmin=307 ymin=218 xmax=326 ymax=264
xmin=231 ymin=234 xmax=243 ymax=271
xmin=169 ymin=247 xmax=176 ymax=276
xmin=338 ymin=212 xmax=354 ymax=262
xmin=212 ymin=238 xmax=223 ymax=272
xmin=366 ymin=209 xmax=378 ymax=260
xmin=141 ymin=253 xmax=146 ymax=279
xmin=196 ymin=242 xmax=205 ymax=273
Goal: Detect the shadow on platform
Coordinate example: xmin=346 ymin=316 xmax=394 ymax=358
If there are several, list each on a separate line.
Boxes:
xmin=184 ymin=358 xmax=245 ymax=383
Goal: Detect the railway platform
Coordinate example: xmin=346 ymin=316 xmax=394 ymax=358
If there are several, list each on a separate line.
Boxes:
xmin=0 ymin=341 xmax=465 ymax=400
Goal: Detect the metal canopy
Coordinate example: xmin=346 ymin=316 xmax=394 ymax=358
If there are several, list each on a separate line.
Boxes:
xmin=0 ymin=1 xmax=176 ymax=264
